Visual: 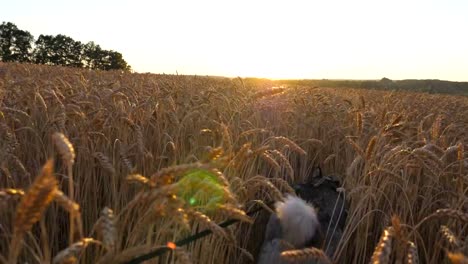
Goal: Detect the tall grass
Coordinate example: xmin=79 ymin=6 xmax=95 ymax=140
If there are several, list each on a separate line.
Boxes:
xmin=0 ymin=62 xmax=467 ymax=263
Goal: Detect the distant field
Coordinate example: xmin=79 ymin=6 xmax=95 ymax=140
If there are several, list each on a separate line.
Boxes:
xmin=0 ymin=63 xmax=467 ymax=263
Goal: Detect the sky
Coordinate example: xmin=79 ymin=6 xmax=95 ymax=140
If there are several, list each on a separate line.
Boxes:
xmin=2 ymin=0 xmax=468 ymax=81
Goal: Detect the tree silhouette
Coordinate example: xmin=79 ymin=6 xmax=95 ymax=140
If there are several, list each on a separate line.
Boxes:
xmin=0 ymin=22 xmax=34 ymax=62
xmin=1 ymin=21 xmax=131 ymax=71
xmin=82 ymin=42 xmax=130 ymax=71
xmin=33 ymin=34 xmax=83 ymax=67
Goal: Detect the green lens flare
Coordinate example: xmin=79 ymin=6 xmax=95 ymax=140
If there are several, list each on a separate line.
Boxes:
xmin=176 ymin=169 xmax=226 ymax=211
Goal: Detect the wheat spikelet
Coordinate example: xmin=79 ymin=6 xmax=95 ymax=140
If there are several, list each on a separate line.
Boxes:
xmin=93 ymin=152 xmax=116 ymax=175
xmin=440 ymin=225 xmax=461 ymax=248
xmin=248 ymin=177 xmax=284 ymax=202
xmin=119 ymin=147 xmax=134 ymax=172
xmin=13 ymin=159 xmax=57 ymax=233
xmin=216 ymin=204 xmax=252 ymax=223
xmin=9 ymin=159 xmax=57 ymax=262
xmin=254 ymin=145 xmax=272 ymax=155
xmin=0 ymin=122 xmax=19 ymax=154
xmin=406 ymin=241 xmax=418 ymax=264
xmin=365 ymin=136 xmax=378 ymax=160
xmin=274 ymin=136 xmax=307 ymax=155
xmin=136 ymin=184 xmax=179 ymax=204
xmin=239 ymin=128 xmax=270 ymax=137
xmin=280 ymin=247 xmax=331 ymax=264
xmin=7 ymin=154 xmax=31 ymax=179
xmin=99 ymin=207 xmax=116 ymax=250
xmin=447 ymin=252 xmax=468 ymax=264
xmin=411 ymin=147 xmax=443 ymax=168
xmin=204 ymin=146 xmax=224 ymax=161
xmin=269 ymin=150 xmax=294 ymax=181
xmin=52 ymin=133 xmax=75 ymax=167
xmin=3 ymin=107 xmax=31 ymax=120
xmin=442 ymin=144 xmax=459 ymax=162
xmin=126 ymin=174 xmax=153 ymax=187
xmin=260 ymin=152 xmax=281 ymax=171
xmin=323 ymin=154 xmax=336 ymax=166
xmin=0 ymin=188 xmax=25 ymax=202
xmin=389 ymin=114 xmax=403 ymax=127
xmin=55 ymin=108 xmax=67 ymax=131
xmin=370 ymin=226 xmax=394 ymax=264
xmin=35 ymin=92 xmax=48 ymax=110
xmin=52 ymin=238 xmax=97 ymax=264
xmin=54 ymin=189 xmax=80 ymax=214
xmin=431 ymin=115 xmax=442 ymax=140
xmin=269 ymin=177 xmax=296 ymax=194
xmin=232 ymin=142 xmax=252 ymax=167
xmin=347 ymin=156 xmax=363 ymax=178
xmin=65 ymin=103 xmax=82 ymax=114
xmin=220 ymin=123 xmax=232 ymax=152
xmin=347 ymin=137 xmax=365 ymax=158
xmin=134 ymin=125 xmax=145 ymax=155
xmin=356 ymin=112 xmax=363 ymax=134
xmin=208 ymin=168 xmax=230 ymax=187
xmin=305 ymin=138 xmax=324 ymax=148
xmin=173 ymin=207 xmax=190 ymax=230
xmin=458 ymin=142 xmax=464 ymax=161
xmin=150 ymin=162 xmax=211 ymax=182
xmin=359 ymin=95 xmax=366 ymax=109
xmin=187 ymin=209 xmax=229 ymax=241
xmin=180 ymin=110 xmax=200 ymax=126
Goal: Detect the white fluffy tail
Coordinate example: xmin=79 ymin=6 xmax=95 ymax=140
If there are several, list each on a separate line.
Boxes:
xmin=258 ymin=195 xmax=321 ymax=264
xmin=275 ymin=195 xmax=320 ymax=248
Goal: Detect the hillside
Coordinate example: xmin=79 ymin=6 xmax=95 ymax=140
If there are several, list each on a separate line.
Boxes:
xmin=275 ymin=78 xmax=468 ymax=95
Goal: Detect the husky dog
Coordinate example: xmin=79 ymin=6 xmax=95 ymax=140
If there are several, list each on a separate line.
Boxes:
xmin=258 ymin=167 xmax=347 ymax=264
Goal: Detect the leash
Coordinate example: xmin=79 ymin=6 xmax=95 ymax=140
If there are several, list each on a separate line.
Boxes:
xmin=124 ymin=203 xmax=270 ymax=264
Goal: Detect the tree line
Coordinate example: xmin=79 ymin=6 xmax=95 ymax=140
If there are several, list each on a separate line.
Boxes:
xmin=0 ymin=22 xmax=130 ymax=71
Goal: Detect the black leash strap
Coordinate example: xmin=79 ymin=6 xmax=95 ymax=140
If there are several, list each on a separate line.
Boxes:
xmin=125 ymin=204 xmax=269 ymax=264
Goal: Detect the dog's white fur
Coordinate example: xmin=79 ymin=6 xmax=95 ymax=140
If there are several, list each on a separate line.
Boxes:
xmin=275 ymin=195 xmax=319 ymax=247
xmin=258 ymin=195 xmax=320 ymax=264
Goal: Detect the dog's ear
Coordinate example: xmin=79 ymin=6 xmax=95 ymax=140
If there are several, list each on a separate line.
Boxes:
xmin=312 ymin=167 xmax=322 ymax=178
xmin=305 ymin=166 xmax=322 ymax=184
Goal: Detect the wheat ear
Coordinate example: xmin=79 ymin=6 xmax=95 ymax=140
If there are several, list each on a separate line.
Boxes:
xmin=9 ymin=159 xmax=57 ymax=263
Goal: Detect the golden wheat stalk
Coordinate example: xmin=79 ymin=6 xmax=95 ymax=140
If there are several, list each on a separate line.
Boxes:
xmin=52 ymin=132 xmax=77 ymax=245
xmin=216 ymin=204 xmax=252 ymax=223
xmin=94 ymin=152 xmax=116 ymax=175
xmin=406 ymin=241 xmax=419 ymax=264
xmin=260 ymin=152 xmax=281 ymax=171
xmin=0 ymin=188 xmax=25 ymax=201
xmin=280 ymin=247 xmax=331 ymax=264
xmin=9 ymin=159 xmax=58 ymax=263
xmin=187 ymin=209 xmax=230 ymax=242
xmin=54 ymin=189 xmax=80 ymax=214
xmin=447 ymin=252 xmax=468 ymax=264
xmin=274 ymin=136 xmax=307 ymax=156
xmin=370 ymin=226 xmax=394 ymax=264
xmin=440 ymin=225 xmax=461 ymax=248
xmin=52 ymin=133 xmax=75 ymax=167
xmin=149 ymin=162 xmax=214 ymax=183
xmin=99 ymin=207 xmax=116 ymax=251
xmin=126 ymin=174 xmax=153 ymax=187
xmin=268 ymin=150 xmax=295 ymax=181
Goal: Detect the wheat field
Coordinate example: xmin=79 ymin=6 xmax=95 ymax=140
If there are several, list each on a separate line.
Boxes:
xmin=0 ymin=62 xmax=467 ymax=263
